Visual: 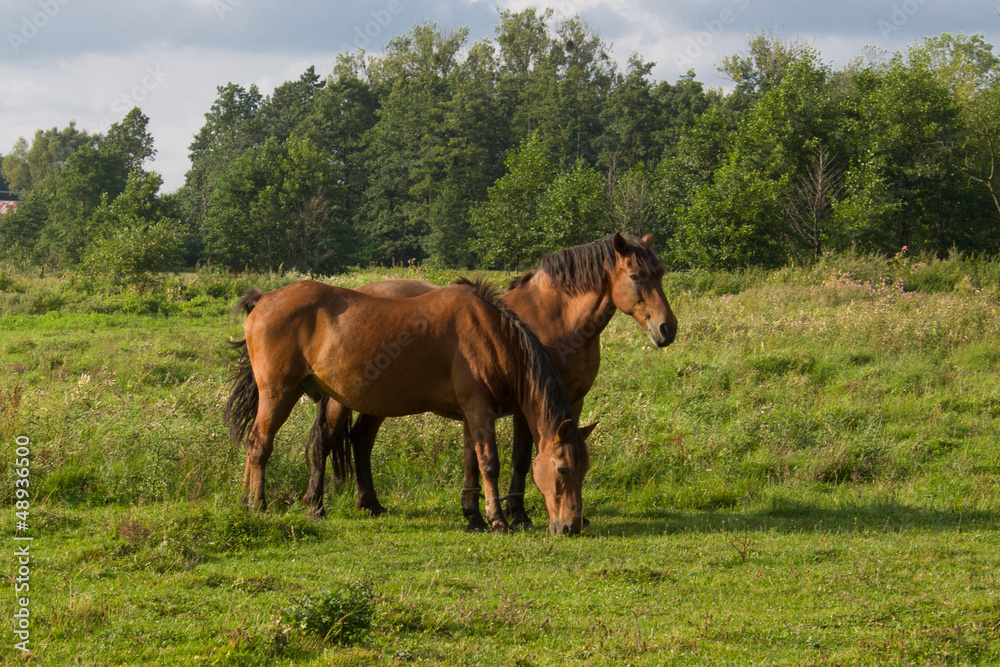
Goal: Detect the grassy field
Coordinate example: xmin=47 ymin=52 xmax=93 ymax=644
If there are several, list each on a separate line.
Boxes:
xmin=2 ymin=254 xmax=1000 ymax=665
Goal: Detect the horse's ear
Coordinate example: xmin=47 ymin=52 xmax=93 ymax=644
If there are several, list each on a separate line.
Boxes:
xmin=556 ymin=419 xmax=574 ymax=441
xmin=579 ymin=422 xmax=598 ymax=440
xmin=612 ymin=232 xmax=629 ymax=256
xmin=641 ymin=233 xmax=654 ymax=248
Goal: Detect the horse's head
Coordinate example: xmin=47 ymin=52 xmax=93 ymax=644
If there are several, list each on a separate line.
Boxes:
xmin=533 ymin=420 xmax=595 ymax=535
xmin=609 ymin=232 xmax=677 ymax=347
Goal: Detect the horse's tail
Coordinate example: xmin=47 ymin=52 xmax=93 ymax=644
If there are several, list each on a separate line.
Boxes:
xmin=224 ymin=288 xmax=265 ymax=445
xmin=306 ymin=396 xmax=355 ymax=484
xmin=232 ymin=287 xmax=264 ymax=317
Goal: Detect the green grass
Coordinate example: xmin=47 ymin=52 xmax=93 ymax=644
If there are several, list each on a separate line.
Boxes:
xmin=2 ymin=254 xmax=1000 ymax=665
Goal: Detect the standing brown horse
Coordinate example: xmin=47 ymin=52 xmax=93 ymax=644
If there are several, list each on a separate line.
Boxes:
xmin=303 ymin=233 xmax=676 ymax=527
xmin=224 ymin=278 xmax=593 ymax=534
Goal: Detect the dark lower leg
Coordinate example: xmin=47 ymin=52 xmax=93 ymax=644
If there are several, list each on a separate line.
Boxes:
xmin=352 ymin=414 xmax=386 ymax=515
xmin=506 ymin=409 xmax=534 ymax=528
xmin=462 ymin=434 xmax=488 ymax=531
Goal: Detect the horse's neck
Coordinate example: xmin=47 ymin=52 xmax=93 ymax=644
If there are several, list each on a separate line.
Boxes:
xmin=513 ymin=271 xmax=617 ymax=345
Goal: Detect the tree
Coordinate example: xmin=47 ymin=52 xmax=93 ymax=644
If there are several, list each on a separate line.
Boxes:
xmin=781 ymin=144 xmax=844 ymax=258
xmin=201 ymin=137 xmax=349 ymax=272
xmin=652 ymin=105 xmax=732 ymax=251
xmin=258 ymin=66 xmax=326 ymax=141
xmin=413 ymin=39 xmax=507 ymax=267
xmin=102 ymin=107 xmax=156 ymax=174
xmin=357 ymin=22 xmax=471 ymax=265
xmin=654 ymin=71 xmax=714 ymax=160
xmin=294 ymin=62 xmax=378 ymax=218
xmin=841 ymin=54 xmax=966 ymax=254
xmin=668 ymin=50 xmax=844 ymax=267
xmin=181 ymin=83 xmax=265 ymax=230
xmin=470 ymin=131 xmax=553 ymax=270
xmin=1 ymin=122 xmax=95 ymax=195
xmin=537 ymin=159 xmax=607 ymax=251
xmin=83 ymin=171 xmax=185 ymax=284
xmin=598 ymin=55 xmax=662 ymax=170
xmin=720 ymin=33 xmax=808 ymax=113
xmin=0 ymin=155 xmax=11 ymax=197
xmin=913 ymin=34 xmax=1000 ymax=234
xmin=35 ymin=144 xmax=129 ymax=265
xmin=607 ymin=162 xmax=655 ymax=237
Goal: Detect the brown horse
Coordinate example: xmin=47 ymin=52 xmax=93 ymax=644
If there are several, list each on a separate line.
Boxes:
xmin=224 ymin=278 xmax=593 ymax=534
xmin=303 ymin=232 xmax=676 ymax=526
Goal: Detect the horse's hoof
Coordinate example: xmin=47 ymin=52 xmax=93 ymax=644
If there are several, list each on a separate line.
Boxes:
xmin=582 ymin=516 xmax=591 ymax=528
xmin=466 ymin=519 xmax=490 ymax=533
xmin=243 ymin=497 xmax=266 ymax=512
xmin=490 ymin=522 xmax=511 ymax=535
xmin=357 ymin=500 xmax=387 ymax=517
xmin=509 ymin=513 xmax=534 ymax=530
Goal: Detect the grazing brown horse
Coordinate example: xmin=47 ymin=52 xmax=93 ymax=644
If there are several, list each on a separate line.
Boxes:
xmin=224 ymin=278 xmax=593 ymax=534
xmin=303 ymin=232 xmax=676 ymax=527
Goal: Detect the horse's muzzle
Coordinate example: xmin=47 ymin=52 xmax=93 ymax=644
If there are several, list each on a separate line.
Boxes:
xmin=649 ymin=320 xmax=677 ymax=347
xmin=550 ymin=517 xmax=584 ymax=535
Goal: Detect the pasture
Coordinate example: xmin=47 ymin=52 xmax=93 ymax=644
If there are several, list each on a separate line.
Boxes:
xmin=2 ymin=254 xmax=1000 ymax=665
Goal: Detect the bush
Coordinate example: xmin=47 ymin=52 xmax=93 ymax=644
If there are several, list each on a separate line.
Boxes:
xmin=281 ymin=583 xmax=376 ymax=645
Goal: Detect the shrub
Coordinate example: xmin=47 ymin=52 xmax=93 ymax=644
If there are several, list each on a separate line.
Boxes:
xmin=281 ymin=583 xmax=376 ymax=645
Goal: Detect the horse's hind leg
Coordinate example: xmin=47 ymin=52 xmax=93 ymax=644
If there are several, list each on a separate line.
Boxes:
xmin=351 ymin=413 xmax=387 ymax=516
xmin=243 ymin=390 xmax=301 ymax=511
xmin=505 ymin=408 xmax=534 ymax=529
xmin=302 ymin=397 xmax=351 ymax=519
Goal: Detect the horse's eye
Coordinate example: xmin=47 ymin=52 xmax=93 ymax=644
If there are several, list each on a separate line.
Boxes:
xmin=629 ymin=274 xmax=641 ymax=283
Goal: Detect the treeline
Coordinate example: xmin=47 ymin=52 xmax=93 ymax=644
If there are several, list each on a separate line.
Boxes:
xmin=3 ymin=9 xmax=1000 ymax=277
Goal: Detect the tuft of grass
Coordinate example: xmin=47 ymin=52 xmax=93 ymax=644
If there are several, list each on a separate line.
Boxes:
xmin=281 ymin=582 xmax=377 ymax=645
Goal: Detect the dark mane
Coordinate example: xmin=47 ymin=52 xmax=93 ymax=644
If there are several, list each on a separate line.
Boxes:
xmin=535 ymin=234 xmax=662 ymax=295
xmin=507 ymin=271 xmax=534 ymax=291
xmin=452 ymin=277 xmax=583 ymax=457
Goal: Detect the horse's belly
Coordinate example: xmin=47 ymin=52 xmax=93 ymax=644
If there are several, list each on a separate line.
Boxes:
xmin=313 ymin=364 xmax=461 ymax=419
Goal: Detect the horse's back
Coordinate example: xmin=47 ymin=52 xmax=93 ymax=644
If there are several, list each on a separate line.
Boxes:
xmin=357 ymin=279 xmax=437 ymax=298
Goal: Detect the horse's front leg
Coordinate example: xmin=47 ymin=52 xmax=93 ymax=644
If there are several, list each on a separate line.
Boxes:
xmin=463 ymin=416 xmax=509 ymax=534
xmin=461 ymin=423 xmax=488 ymax=532
xmin=506 ymin=408 xmax=534 ymax=529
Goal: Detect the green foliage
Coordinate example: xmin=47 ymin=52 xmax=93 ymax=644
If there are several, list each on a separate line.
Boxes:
xmin=281 ymin=583 xmax=376 ymax=644
xmin=537 ymin=159 xmax=608 ymax=250
xmin=102 ymin=107 xmax=156 ymax=174
xmin=201 ymin=137 xmax=350 ymax=272
xmin=182 ymin=82 xmax=265 ymax=229
xmin=470 ymin=131 xmax=553 ymax=269
xmin=83 ymin=172 xmax=186 ymax=285
xmin=0 ymin=121 xmax=95 ymax=195
xmin=8 ymin=24 xmax=1000 ymax=274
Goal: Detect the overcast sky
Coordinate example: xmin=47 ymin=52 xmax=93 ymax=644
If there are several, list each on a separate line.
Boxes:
xmin=3 ymin=0 xmax=998 ymax=193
